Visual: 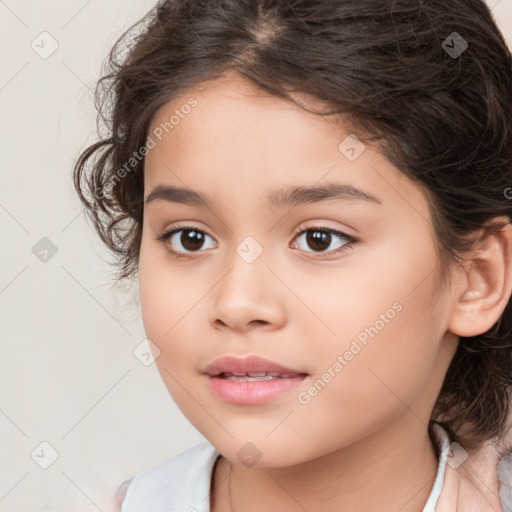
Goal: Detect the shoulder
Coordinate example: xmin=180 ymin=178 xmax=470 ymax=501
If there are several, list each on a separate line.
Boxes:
xmin=116 ymin=441 xmax=220 ymax=512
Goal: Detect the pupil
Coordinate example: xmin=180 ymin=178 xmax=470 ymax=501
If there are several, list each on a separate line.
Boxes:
xmin=181 ymin=230 xmax=204 ymax=251
xmin=307 ymin=230 xmax=330 ymax=252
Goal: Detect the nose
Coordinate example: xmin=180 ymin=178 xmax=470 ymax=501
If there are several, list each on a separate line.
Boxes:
xmin=208 ymin=246 xmax=287 ymax=332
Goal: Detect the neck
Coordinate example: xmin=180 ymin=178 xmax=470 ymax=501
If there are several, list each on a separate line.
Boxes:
xmin=212 ymin=416 xmax=439 ymax=512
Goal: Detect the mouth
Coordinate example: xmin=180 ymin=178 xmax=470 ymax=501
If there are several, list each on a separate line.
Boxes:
xmin=216 ymin=371 xmax=303 ymax=381
xmin=203 ymin=354 xmax=306 ymax=377
xmin=203 ymin=355 xmax=308 ymax=404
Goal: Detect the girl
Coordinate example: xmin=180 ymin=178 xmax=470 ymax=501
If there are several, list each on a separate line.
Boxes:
xmin=74 ymin=0 xmax=512 ymax=510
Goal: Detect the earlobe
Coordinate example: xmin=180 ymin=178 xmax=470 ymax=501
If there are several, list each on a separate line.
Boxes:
xmin=447 ymin=218 xmax=512 ymax=338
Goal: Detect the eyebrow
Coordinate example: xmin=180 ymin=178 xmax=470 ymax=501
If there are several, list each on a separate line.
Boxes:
xmin=145 ymin=182 xmax=382 ymax=209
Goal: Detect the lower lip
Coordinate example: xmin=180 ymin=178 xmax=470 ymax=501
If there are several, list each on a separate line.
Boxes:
xmin=206 ymin=375 xmax=307 ymax=404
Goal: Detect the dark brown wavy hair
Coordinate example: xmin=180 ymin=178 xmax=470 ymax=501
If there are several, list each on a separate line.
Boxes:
xmin=73 ymin=0 xmax=512 ymax=451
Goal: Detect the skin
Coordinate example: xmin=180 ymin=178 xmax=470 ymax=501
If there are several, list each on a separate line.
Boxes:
xmin=138 ymin=71 xmax=512 ymax=511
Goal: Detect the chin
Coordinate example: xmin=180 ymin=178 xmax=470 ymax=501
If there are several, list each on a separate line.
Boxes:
xmin=210 ymin=436 xmax=312 ymax=469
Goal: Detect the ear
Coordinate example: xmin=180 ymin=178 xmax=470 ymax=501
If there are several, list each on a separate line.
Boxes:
xmin=447 ymin=217 xmax=512 ymax=338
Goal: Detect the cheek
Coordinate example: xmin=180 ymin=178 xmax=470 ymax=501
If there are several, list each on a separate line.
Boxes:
xmin=297 ymin=244 xmax=442 ymax=416
xmin=278 ymin=300 xmax=441 ymax=464
xmin=138 ymin=237 xmax=200 ymax=339
xmin=138 ymin=242 xmax=202 ymax=376
xmin=313 ymin=305 xmax=439 ymax=411
xmin=138 ymin=258 xmax=207 ymax=419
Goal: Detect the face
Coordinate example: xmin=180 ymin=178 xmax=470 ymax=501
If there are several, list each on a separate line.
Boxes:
xmin=138 ymin=71 xmax=458 ymax=467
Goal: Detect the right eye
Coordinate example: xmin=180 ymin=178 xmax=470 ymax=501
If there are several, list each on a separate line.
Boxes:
xmin=156 ymin=225 xmax=217 ymax=258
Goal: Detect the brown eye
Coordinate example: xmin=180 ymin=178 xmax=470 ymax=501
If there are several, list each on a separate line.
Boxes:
xmin=157 ymin=226 xmax=217 ymax=256
xmin=292 ymin=227 xmax=356 ymax=257
xmin=178 ymin=229 xmax=206 ymax=251
xmin=304 ymin=230 xmax=332 ymax=252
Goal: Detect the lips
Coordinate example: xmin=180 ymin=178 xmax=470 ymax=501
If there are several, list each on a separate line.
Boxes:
xmin=204 ymin=355 xmax=309 ymax=404
xmin=203 ymin=355 xmax=307 ymax=380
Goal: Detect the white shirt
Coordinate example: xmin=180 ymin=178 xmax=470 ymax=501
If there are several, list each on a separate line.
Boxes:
xmin=120 ymin=423 xmax=450 ymax=512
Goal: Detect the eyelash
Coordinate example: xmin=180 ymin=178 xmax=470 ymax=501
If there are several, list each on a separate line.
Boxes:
xmin=156 ymin=223 xmax=359 ymax=260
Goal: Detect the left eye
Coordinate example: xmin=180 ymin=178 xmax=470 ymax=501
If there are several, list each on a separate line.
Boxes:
xmin=291 ymin=227 xmax=356 ymax=256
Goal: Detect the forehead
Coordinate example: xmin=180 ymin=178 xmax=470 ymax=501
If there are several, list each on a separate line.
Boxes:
xmin=143 ymin=72 xmax=431 ymax=225
xmin=147 ymin=72 xmax=345 ymax=161
xmin=146 ymin=73 xmax=349 ymax=187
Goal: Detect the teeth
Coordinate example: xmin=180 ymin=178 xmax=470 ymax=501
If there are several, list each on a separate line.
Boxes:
xmin=225 ymin=375 xmax=277 ymax=381
xmin=220 ymin=371 xmax=298 ymax=381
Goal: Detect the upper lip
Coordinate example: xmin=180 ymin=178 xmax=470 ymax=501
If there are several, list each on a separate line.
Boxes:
xmin=203 ymin=355 xmax=307 ymax=376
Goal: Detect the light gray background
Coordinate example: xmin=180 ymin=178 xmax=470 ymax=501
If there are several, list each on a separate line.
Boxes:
xmin=1 ymin=1 xmax=511 ymax=510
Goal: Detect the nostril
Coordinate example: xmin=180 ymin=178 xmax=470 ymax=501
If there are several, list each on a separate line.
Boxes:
xmin=249 ymin=320 xmax=267 ymax=326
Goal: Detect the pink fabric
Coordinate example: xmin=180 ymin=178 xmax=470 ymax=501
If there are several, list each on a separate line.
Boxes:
xmin=436 ymin=427 xmax=512 ymax=511
xmin=437 ymin=442 xmax=501 ymax=510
